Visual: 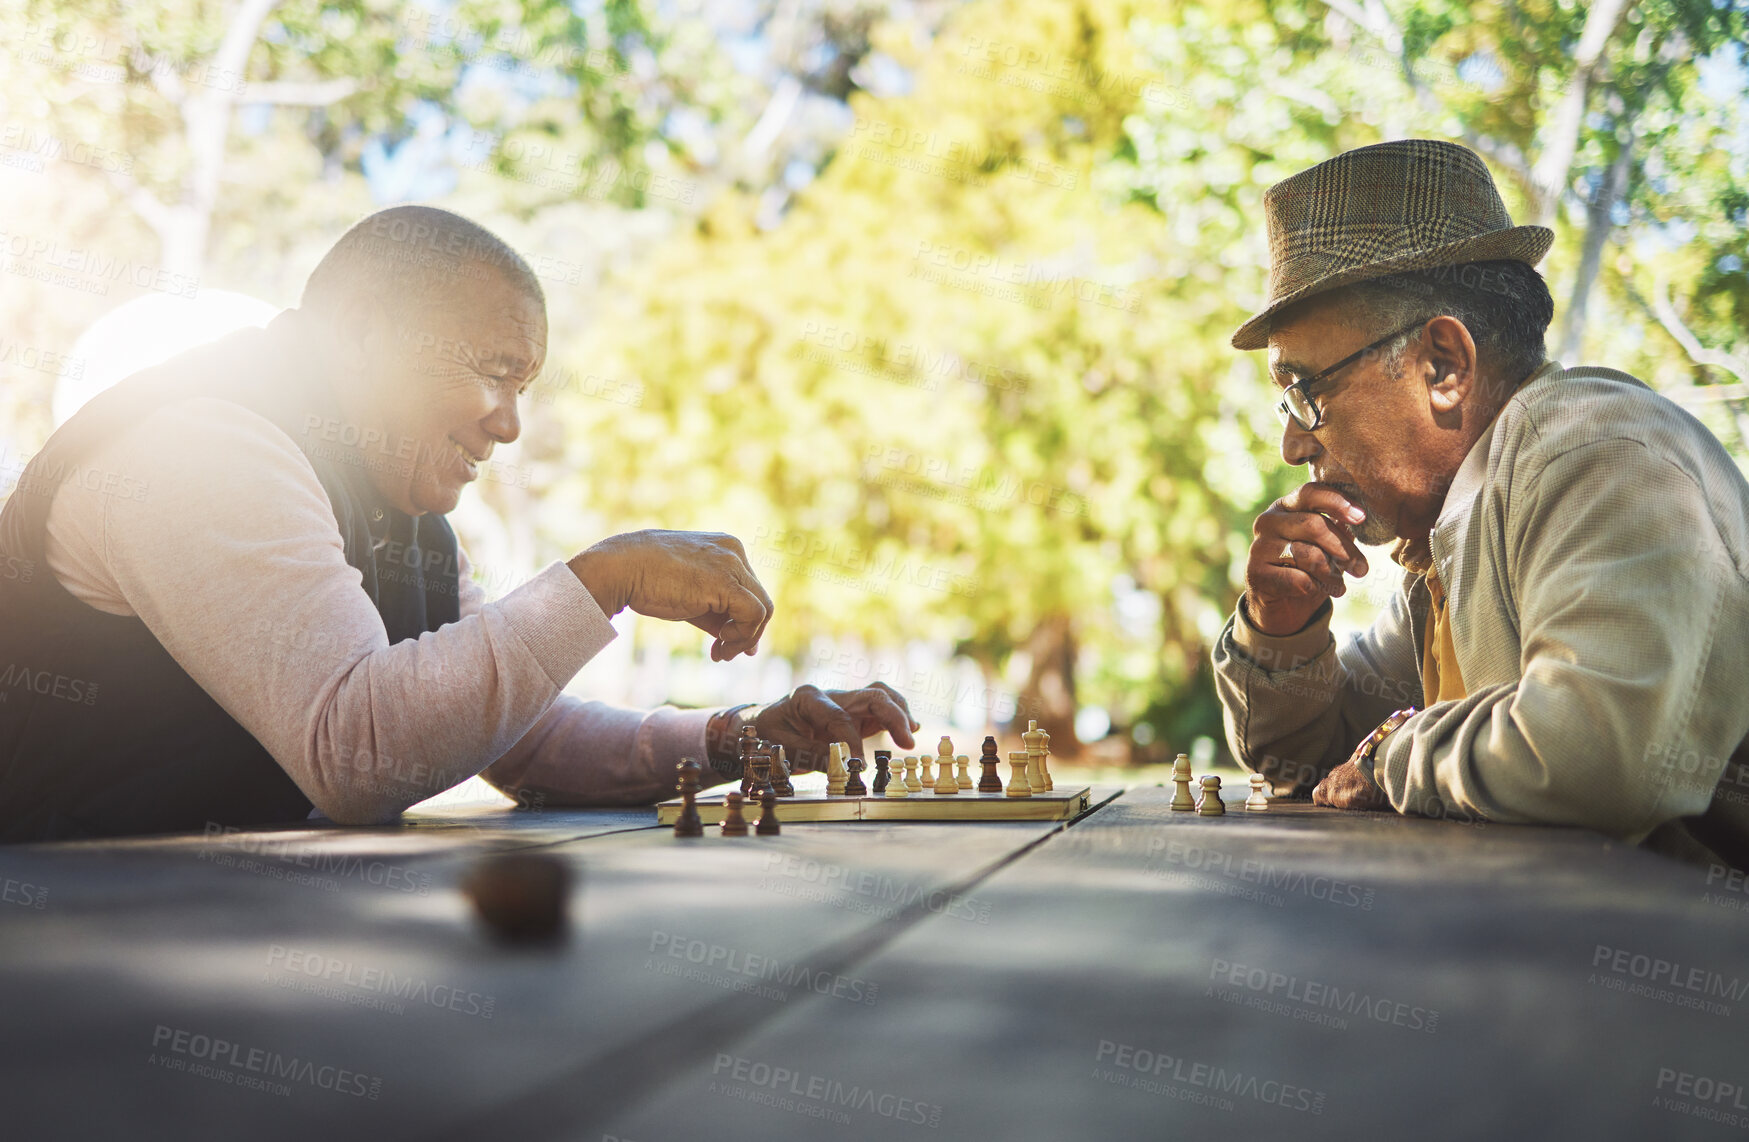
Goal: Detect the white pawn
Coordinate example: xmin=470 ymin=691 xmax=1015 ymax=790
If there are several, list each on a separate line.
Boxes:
xmin=1246 ymin=774 xmax=1270 ymax=811
xmin=1170 ymin=753 xmax=1195 ymax=812
xmin=887 ymin=760 xmax=911 ymax=798
xmin=919 ymin=752 xmax=936 ymax=791
xmin=1023 ymin=720 xmax=1048 ymax=793
xmin=934 ymin=739 xmax=959 ymax=795
xmin=1198 ymin=775 xmax=1225 ymax=817
xmin=1006 ymin=751 xmax=1033 ymax=798
xmin=955 ymin=755 xmax=973 ymax=792
xmin=903 ymin=756 xmax=922 ymax=793
xmin=827 ymin=742 xmax=848 ymax=796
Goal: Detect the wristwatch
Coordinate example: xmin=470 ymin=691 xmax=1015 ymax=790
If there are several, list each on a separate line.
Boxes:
xmin=704 ymin=703 xmax=764 ymax=780
xmin=1354 ymin=707 xmax=1418 ymax=775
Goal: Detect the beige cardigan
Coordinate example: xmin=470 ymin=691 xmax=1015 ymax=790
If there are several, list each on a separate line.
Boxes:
xmin=1213 ymin=362 xmax=1749 ymax=866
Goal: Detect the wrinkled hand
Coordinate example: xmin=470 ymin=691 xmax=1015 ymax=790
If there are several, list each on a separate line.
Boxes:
xmin=569 ymin=530 xmax=774 ymax=661
xmin=753 ymin=683 xmax=920 ymax=773
xmin=1311 ymin=759 xmax=1391 ymax=811
xmin=1245 ymin=483 xmax=1371 ymax=636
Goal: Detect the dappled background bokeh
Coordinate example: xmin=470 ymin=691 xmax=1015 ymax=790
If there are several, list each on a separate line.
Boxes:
xmin=2 ymin=0 xmax=1745 ymax=783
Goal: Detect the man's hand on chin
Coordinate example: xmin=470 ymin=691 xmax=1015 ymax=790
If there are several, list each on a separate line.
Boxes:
xmin=1312 ymin=760 xmax=1392 ymax=811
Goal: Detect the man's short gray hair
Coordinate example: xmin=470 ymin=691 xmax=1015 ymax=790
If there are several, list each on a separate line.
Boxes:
xmin=1320 ymin=260 xmax=1555 ymax=389
xmin=302 ymin=205 xmax=544 ymax=328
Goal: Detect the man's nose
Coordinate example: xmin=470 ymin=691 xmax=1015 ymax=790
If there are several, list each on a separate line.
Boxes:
xmin=1280 ymin=422 xmax=1319 ymax=467
xmin=483 ymin=391 xmax=521 ymax=444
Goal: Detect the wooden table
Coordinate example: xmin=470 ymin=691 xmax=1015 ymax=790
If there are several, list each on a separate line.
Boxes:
xmin=3 ymin=786 xmax=1747 ymax=1140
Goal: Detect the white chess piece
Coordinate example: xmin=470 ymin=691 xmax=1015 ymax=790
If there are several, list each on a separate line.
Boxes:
xmin=1198 ymin=775 xmax=1225 ymax=816
xmin=1006 ymin=751 xmax=1033 ymax=798
xmin=934 ymin=738 xmax=958 ymax=794
xmin=1170 ymin=753 xmax=1195 ymax=811
xmin=827 ymin=742 xmax=848 ymax=796
xmin=1023 ymin=720 xmax=1048 ymax=793
xmin=904 ymin=756 xmax=922 ymax=793
xmin=1246 ymin=773 xmax=1270 ymax=811
xmin=955 ymin=755 xmax=973 ymax=792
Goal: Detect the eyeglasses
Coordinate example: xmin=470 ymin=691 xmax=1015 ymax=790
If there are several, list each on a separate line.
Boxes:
xmin=1274 ymin=320 xmax=1427 ymax=432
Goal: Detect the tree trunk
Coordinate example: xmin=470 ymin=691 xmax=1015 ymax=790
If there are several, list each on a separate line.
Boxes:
xmin=1556 ymin=131 xmax=1634 ymax=362
xmin=1015 ymin=613 xmax=1080 ymax=758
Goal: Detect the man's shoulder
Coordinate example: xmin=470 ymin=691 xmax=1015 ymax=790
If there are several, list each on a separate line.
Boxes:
xmin=107 ymin=395 xmax=310 ymax=472
xmin=1499 ymin=362 xmax=1740 ymax=479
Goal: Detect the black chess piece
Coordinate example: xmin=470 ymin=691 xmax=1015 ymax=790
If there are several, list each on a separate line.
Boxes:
xmin=756 ymin=789 xmax=781 ymax=836
xmin=977 ymin=736 xmax=1003 ymax=793
xmin=872 ymin=751 xmax=892 ymax=794
xmin=770 ymin=744 xmax=795 ymax=797
xmin=844 ymin=756 xmax=868 ymax=796
xmin=720 ymin=792 xmax=750 ymax=837
xmin=751 ymin=749 xmax=776 ymax=799
xmin=674 ymin=758 xmax=704 ymax=838
xmin=738 ymin=724 xmax=762 ymax=795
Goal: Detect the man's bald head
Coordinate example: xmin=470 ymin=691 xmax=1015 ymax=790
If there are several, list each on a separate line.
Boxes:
xmin=301 ymin=205 xmax=544 ymax=327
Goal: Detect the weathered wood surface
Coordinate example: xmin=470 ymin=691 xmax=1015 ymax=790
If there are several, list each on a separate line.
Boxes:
xmin=591 ymin=788 xmax=1749 ymax=1142
xmin=0 ymin=792 xmax=1116 ymax=1140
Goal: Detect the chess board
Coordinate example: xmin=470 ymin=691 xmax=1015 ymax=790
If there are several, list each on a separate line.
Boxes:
xmin=656 ymin=786 xmax=1094 ymax=825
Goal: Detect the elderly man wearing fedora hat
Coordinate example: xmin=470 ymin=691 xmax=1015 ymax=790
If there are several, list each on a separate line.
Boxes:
xmin=1211 ymin=139 xmax=1749 ymax=866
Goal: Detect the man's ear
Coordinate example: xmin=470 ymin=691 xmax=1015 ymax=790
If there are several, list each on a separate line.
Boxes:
xmin=329 ymin=294 xmax=393 ymax=376
xmin=1422 ymin=315 xmax=1479 ymax=416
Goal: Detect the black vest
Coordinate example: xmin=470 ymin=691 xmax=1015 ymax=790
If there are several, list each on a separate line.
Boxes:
xmin=0 ymin=310 xmax=461 ymax=842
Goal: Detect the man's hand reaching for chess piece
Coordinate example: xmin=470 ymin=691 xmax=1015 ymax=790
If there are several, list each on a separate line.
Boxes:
xmin=711 ymin=684 xmax=919 ymax=777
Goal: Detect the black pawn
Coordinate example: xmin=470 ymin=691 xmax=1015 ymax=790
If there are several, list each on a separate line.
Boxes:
xmin=721 ymin=792 xmax=750 ymax=837
xmin=977 ymin=736 xmax=1003 ymax=793
xmin=756 ymin=790 xmax=782 ymax=836
xmin=674 ymin=758 xmax=704 ymax=838
xmin=872 ymin=751 xmax=892 ymax=794
xmin=844 ymin=757 xmax=868 ymax=796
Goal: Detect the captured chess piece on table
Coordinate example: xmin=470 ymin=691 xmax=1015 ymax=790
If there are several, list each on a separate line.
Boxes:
xmin=756 ymin=790 xmax=782 ymax=836
xmin=1170 ymin=753 xmax=1195 ymax=812
xmin=1246 ymin=774 xmax=1270 ymax=811
xmin=1198 ymin=775 xmax=1225 ymax=817
xmin=720 ymin=792 xmax=750 ymax=836
xmin=674 ymin=758 xmax=705 ymax=837
xmin=461 ymin=853 xmax=570 ymax=946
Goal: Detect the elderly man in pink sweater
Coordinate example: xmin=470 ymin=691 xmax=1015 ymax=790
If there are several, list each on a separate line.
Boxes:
xmin=0 ymin=205 xmax=917 ymax=841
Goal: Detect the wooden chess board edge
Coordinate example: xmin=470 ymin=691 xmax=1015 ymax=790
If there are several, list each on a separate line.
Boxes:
xmin=654 ymin=787 xmax=1095 ymax=825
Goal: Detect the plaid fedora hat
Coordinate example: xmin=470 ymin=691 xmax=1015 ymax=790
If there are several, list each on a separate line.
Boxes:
xmin=1230 ymin=139 xmax=1553 ymax=350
